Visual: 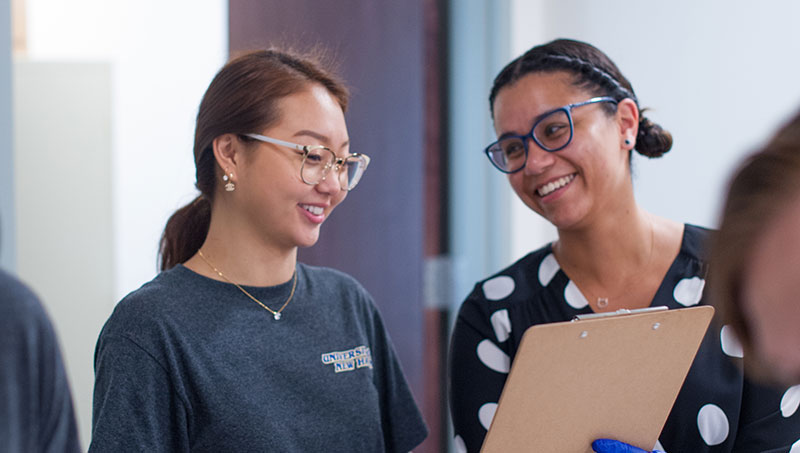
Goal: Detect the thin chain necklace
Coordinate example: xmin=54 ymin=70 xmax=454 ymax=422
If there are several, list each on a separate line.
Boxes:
xmin=595 ymin=217 xmax=657 ymax=309
xmin=555 ymin=217 xmax=656 ymax=310
xmin=197 ymin=250 xmax=297 ymax=321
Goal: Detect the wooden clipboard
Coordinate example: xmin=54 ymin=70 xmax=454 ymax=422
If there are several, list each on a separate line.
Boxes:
xmin=481 ymin=305 xmax=715 ymax=452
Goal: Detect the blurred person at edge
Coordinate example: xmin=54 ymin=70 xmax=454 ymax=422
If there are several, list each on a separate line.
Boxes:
xmin=448 ymin=38 xmax=800 ymax=453
xmin=709 ymin=108 xmax=800 ymax=389
xmin=0 ymin=263 xmax=81 ymax=452
xmin=89 ymin=48 xmax=427 ymax=452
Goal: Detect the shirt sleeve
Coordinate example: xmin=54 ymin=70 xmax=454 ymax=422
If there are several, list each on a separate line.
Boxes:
xmin=731 ymin=374 xmax=800 ymax=451
xmin=90 ymin=333 xmax=190 ymax=453
xmin=369 ymin=305 xmax=429 ymax=453
xmin=449 ymin=285 xmax=511 ymax=452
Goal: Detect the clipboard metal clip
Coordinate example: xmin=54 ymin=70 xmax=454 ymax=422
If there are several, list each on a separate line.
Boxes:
xmin=571 ymin=305 xmax=668 ymax=322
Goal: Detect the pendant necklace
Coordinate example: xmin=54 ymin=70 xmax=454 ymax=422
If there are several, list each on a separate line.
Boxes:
xmin=594 ymin=218 xmax=656 ymax=311
xmin=197 ymin=250 xmax=297 ymax=321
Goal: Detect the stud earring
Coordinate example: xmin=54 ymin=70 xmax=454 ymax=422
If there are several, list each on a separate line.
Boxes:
xmin=223 ymin=172 xmax=235 ymax=192
xmin=624 ymin=139 xmax=631 ymax=146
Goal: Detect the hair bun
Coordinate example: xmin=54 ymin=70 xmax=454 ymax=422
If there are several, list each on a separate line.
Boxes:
xmin=635 ymin=116 xmax=673 ymax=158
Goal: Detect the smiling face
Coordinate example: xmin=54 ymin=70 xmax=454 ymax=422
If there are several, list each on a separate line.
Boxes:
xmin=234 ymin=83 xmax=350 ymax=251
xmin=491 ymin=71 xmax=634 ymax=230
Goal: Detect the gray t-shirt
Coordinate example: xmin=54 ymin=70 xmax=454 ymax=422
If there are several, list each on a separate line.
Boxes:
xmin=0 ymin=269 xmax=81 ymax=453
xmin=90 ymin=263 xmax=427 ymax=452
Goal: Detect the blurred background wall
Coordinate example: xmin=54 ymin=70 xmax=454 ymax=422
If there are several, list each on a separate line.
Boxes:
xmin=4 ymin=1 xmax=800 ymax=451
xmin=1 ymin=0 xmax=13 ymax=270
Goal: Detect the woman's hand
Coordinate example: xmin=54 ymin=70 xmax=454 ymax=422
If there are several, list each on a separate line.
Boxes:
xmin=592 ymin=439 xmax=665 ymax=453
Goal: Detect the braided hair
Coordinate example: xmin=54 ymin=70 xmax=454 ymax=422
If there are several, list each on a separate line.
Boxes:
xmin=489 ymin=39 xmax=672 ymax=158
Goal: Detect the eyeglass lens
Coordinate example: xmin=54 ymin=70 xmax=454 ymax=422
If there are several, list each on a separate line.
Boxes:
xmin=488 ymin=108 xmax=572 ymax=172
xmin=302 ymin=147 xmax=368 ymax=190
xmin=533 ymin=109 xmax=572 ymax=150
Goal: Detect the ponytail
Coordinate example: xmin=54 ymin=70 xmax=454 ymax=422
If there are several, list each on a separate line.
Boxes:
xmin=159 ymin=196 xmax=211 ymax=270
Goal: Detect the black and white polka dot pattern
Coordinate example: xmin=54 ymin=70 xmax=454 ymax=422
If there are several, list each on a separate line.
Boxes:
xmin=489 ymin=309 xmax=511 ymax=343
xmin=782 ymin=385 xmax=800 ymax=418
xmin=720 ymin=325 xmax=744 ymax=358
xmin=450 ymin=225 xmax=800 ymax=452
xmin=482 ymin=275 xmax=515 ymax=300
xmin=673 ymin=276 xmax=705 ymax=307
xmin=696 ymin=403 xmax=729 ymax=446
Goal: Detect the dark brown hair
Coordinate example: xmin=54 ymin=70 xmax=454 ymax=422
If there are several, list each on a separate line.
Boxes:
xmin=708 ymin=108 xmax=800 ymax=375
xmin=159 ymin=48 xmax=349 ymax=270
xmin=489 ymin=38 xmax=672 ymax=159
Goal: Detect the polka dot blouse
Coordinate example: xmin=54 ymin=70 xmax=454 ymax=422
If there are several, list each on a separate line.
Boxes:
xmin=449 ymin=224 xmax=800 ymax=452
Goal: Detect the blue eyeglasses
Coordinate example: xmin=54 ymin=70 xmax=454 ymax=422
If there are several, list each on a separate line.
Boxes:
xmin=485 ymin=96 xmax=618 ymax=173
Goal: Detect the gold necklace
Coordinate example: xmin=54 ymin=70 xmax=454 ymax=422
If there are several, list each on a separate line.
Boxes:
xmin=197 ymin=250 xmax=297 ymax=321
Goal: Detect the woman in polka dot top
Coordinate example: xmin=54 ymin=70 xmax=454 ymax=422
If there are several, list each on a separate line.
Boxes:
xmin=448 ymin=38 xmax=800 ymax=452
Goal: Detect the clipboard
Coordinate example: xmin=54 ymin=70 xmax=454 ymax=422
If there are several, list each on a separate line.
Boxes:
xmin=481 ymin=305 xmax=714 ymax=452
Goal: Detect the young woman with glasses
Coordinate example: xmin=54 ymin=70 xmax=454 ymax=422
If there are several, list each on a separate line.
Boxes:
xmin=90 ymin=49 xmax=427 ymax=452
xmin=449 ymin=39 xmax=800 ymax=452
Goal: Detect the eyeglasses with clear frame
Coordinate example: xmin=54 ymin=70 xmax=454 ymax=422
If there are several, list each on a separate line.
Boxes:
xmin=484 ymin=96 xmax=618 ymax=173
xmin=244 ymin=133 xmax=371 ymax=191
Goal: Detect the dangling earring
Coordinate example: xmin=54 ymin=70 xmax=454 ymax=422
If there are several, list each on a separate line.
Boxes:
xmin=223 ymin=172 xmax=235 ymax=192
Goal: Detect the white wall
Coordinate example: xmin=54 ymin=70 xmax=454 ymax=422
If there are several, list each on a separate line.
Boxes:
xmin=17 ymin=0 xmax=227 ymax=447
xmin=507 ymin=0 xmax=800 ymax=260
xmin=110 ymin=1 xmax=228 ymax=300
xmin=448 ymin=0 xmax=515 ymax=310
xmin=0 ymin=0 xmax=13 ymax=270
xmin=13 ymin=60 xmax=114 ymax=449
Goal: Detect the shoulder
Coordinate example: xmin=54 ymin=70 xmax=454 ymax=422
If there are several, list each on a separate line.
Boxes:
xmin=682 ymin=223 xmax=712 ymax=253
xmin=657 ymin=224 xmax=714 ymax=309
xmin=458 ymin=244 xmax=556 ymax=319
xmin=0 ymin=271 xmax=63 ymax=368
xmin=678 ymin=223 xmax=714 ymax=265
xmin=297 ymin=262 xmax=370 ymax=300
xmin=100 ymin=266 xmax=197 ymax=340
xmin=0 ymin=269 xmax=52 ymax=335
xmin=474 ymin=244 xmax=554 ymax=299
xmin=296 ymin=263 xmax=390 ymax=326
xmin=0 ymin=268 xmax=35 ymax=298
xmin=115 ymin=267 xmax=190 ymax=311
xmin=298 ymin=262 xmax=361 ymax=285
